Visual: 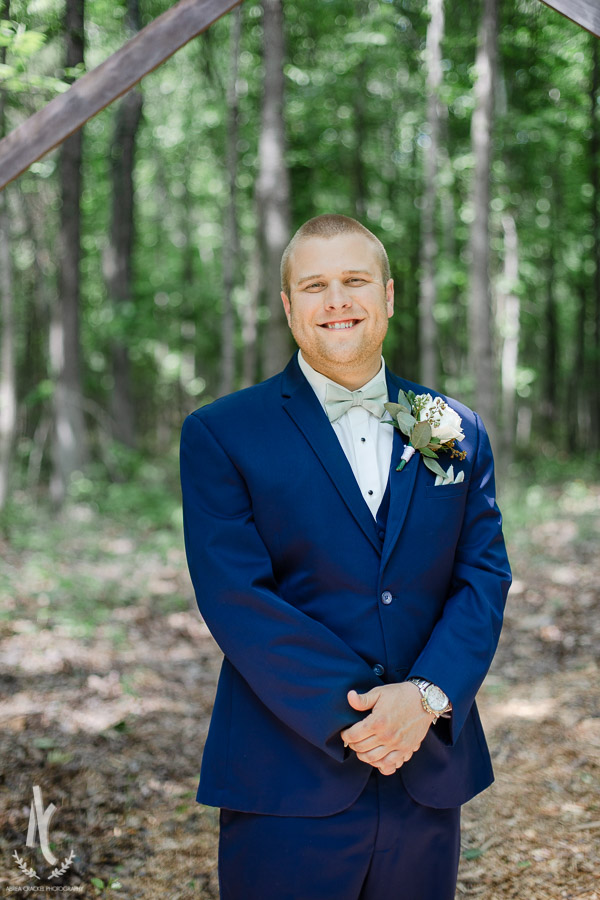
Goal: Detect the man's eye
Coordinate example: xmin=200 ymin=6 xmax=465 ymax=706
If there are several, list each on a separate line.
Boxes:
xmin=347 ymin=278 xmax=366 ymax=284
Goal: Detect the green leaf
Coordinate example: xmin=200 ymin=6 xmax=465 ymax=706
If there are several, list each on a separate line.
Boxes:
xmin=422 ymin=456 xmax=447 ymax=479
xmin=395 ymin=411 xmax=416 ymax=435
xmin=419 ymin=447 xmax=438 ymax=458
xmin=91 ymin=878 xmax=105 ymax=890
xmin=384 ymin=401 xmax=407 ymax=419
xmin=411 ymin=421 xmax=431 ymax=450
xmin=407 ymin=390 xmax=416 ymax=404
xmin=395 ymin=390 xmax=412 ymax=412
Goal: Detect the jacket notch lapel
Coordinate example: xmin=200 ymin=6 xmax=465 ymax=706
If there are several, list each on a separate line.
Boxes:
xmin=380 ymin=369 xmax=420 ymax=570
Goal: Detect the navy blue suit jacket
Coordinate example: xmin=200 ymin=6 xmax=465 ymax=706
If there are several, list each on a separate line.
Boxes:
xmin=179 ymin=351 xmax=511 ymax=816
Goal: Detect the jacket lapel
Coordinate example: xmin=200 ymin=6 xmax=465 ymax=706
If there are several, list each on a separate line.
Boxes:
xmin=380 ymin=368 xmax=420 ymax=570
xmin=281 ymin=354 xmax=381 ymax=554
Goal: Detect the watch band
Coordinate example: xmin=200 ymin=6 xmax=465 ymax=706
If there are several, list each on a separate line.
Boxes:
xmin=408 ymin=677 xmax=452 ymax=722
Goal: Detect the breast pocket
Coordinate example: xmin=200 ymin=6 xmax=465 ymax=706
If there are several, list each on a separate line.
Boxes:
xmin=424 ymin=483 xmax=469 ymax=499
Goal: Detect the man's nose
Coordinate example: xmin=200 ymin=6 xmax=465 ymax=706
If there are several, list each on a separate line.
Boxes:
xmin=325 ymin=279 xmax=352 ymax=308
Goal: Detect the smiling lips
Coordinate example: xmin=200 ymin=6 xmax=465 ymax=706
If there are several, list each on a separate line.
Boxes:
xmin=319 ymin=319 xmax=363 ymax=329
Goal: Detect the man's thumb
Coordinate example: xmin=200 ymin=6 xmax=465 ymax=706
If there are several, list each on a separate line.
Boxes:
xmin=347 ymin=688 xmax=377 ymax=711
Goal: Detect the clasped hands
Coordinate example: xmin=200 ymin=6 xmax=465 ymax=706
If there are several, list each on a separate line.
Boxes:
xmin=340 ymin=682 xmax=433 ymax=776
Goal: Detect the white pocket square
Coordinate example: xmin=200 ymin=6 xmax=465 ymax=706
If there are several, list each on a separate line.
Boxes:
xmin=434 ymin=465 xmax=465 ymax=487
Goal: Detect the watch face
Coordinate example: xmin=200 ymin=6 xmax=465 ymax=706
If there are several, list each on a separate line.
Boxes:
xmin=425 ymin=685 xmax=449 ymax=712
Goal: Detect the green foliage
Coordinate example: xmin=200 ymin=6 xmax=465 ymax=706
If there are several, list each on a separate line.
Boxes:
xmin=3 ymin=0 xmax=600 ymax=492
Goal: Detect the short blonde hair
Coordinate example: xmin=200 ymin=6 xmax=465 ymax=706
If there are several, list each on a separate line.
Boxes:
xmin=280 ymin=214 xmax=391 ymax=298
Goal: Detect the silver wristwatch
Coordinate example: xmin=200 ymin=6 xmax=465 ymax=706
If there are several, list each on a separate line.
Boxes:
xmin=408 ymin=678 xmax=452 ymax=724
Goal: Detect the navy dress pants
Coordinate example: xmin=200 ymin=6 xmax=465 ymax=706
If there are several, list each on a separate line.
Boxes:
xmin=218 ymin=768 xmax=461 ymax=900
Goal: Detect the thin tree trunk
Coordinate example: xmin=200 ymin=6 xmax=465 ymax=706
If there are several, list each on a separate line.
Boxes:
xmin=103 ymin=0 xmax=143 ymax=448
xmin=543 ymin=248 xmax=558 ymax=435
xmin=256 ymin=0 xmax=291 ymax=379
xmin=0 ymin=0 xmax=17 ymax=514
xmin=219 ymin=4 xmax=242 ymax=397
xmin=50 ymin=0 xmax=88 ymax=504
xmin=419 ymin=0 xmax=445 ymax=390
xmin=468 ymin=0 xmax=498 ymax=451
xmin=240 ymin=220 xmax=260 ymax=389
xmin=570 ymin=285 xmax=589 ymax=450
xmin=352 ymin=58 xmax=368 ymax=220
xmin=499 ymin=213 xmax=520 ymax=462
xmin=591 ymin=37 xmax=600 ymax=448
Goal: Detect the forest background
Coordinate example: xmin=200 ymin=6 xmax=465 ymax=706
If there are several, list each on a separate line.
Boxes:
xmin=0 ymin=0 xmax=599 ymax=897
xmin=1 ymin=0 xmax=600 ymax=511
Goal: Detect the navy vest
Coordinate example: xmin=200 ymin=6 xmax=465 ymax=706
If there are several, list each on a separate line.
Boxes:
xmin=374 ymin=475 xmax=391 ymax=544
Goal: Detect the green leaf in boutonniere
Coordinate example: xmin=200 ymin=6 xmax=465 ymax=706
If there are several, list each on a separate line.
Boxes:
xmin=422 ymin=457 xmax=448 ymax=479
xmin=381 ymin=391 xmax=467 ymax=473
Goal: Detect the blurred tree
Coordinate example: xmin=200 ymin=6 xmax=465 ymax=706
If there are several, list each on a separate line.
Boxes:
xmin=49 ymin=0 xmax=88 ymax=504
xmin=419 ymin=0 xmax=445 ymax=389
xmin=468 ymin=0 xmax=498 ymax=450
xmin=0 ymin=0 xmax=16 ymax=513
xmin=256 ymin=0 xmax=291 ymax=378
xmin=220 ymin=3 xmax=242 ymax=397
xmin=102 ymin=0 xmax=143 ymax=449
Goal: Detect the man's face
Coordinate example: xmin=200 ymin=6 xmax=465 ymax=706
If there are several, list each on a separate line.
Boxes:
xmin=280 ymin=233 xmax=394 ymax=375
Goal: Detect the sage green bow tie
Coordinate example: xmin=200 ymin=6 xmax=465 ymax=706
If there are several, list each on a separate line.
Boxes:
xmin=324 ymin=381 xmax=388 ymax=423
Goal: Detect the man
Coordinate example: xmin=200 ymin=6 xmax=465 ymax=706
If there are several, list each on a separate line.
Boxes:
xmin=179 ymin=214 xmax=511 ymax=900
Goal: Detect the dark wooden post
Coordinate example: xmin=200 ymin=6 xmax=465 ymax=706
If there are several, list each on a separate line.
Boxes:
xmin=540 ymin=0 xmax=600 ymax=36
xmin=0 ymin=0 xmax=242 ymax=189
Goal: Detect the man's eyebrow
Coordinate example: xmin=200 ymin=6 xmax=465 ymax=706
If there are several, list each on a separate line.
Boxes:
xmin=296 ymin=269 xmax=373 ymax=285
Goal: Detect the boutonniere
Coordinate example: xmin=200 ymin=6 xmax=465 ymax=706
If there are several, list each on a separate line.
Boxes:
xmin=381 ymin=391 xmax=467 ymax=477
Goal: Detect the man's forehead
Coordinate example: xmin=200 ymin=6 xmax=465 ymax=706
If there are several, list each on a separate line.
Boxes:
xmin=290 ymin=234 xmax=378 ymax=281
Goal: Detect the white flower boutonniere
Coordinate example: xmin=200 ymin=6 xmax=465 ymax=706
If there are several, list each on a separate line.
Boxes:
xmin=382 ymin=390 xmax=467 ymax=477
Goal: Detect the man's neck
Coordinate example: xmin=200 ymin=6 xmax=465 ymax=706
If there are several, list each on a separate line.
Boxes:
xmin=300 ymin=352 xmax=383 ymax=391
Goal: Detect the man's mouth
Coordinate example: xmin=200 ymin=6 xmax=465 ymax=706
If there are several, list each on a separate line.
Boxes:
xmin=319 ymin=319 xmax=363 ymax=330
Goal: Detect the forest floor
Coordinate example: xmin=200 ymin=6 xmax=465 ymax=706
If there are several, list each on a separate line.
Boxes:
xmin=0 ymin=475 xmax=598 ymax=899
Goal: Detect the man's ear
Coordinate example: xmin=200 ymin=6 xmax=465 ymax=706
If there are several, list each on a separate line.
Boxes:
xmin=385 ymin=279 xmax=394 ymax=318
xmin=281 ymin=291 xmax=292 ymax=326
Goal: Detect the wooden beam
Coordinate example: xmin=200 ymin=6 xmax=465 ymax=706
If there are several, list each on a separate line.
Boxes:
xmin=540 ymin=0 xmax=600 ymax=37
xmin=0 ymin=0 xmax=242 ymax=189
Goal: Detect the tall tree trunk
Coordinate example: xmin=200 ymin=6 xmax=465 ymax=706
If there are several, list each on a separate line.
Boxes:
xmin=256 ymin=0 xmax=291 ymax=379
xmin=219 ymin=4 xmax=242 ymax=397
xmin=352 ymin=58 xmax=368 ymax=220
xmin=591 ymin=37 xmax=600 ymax=448
xmin=240 ymin=223 xmax=260 ymax=389
xmin=419 ymin=0 xmax=445 ymax=389
xmin=0 ymin=0 xmax=17 ymax=514
xmin=468 ymin=0 xmax=498 ymax=451
xmin=499 ymin=213 xmax=519 ymax=462
xmin=542 ymin=246 xmax=559 ymax=441
xmin=567 ymin=285 xmax=588 ymax=450
xmin=49 ymin=0 xmax=88 ymax=504
xmin=103 ymin=0 xmax=143 ymax=448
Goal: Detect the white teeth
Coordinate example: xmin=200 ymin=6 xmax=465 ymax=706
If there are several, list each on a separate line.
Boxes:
xmin=325 ymin=321 xmax=356 ymax=329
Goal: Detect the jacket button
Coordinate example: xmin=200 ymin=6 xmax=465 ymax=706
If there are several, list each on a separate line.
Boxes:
xmin=381 ymin=591 xmax=393 ymax=605
xmin=373 ymin=663 xmax=385 ymax=677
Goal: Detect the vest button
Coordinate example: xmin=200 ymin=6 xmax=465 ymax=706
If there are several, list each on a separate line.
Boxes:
xmin=381 ymin=591 xmax=393 ymax=605
xmin=373 ymin=663 xmax=385 ymax=677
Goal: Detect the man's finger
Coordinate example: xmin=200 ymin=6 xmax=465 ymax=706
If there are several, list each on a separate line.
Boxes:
xmin=341 ymin=718 xmax=376 ymax=745
xmin=346 ymin=688 xmax=379 ymax=711
xmin=345 ymin=735 xmax=384 ymax=753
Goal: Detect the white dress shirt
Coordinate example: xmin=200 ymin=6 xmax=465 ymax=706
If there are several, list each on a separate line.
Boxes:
xmin=297 ymin=350 xmax=394 ymax=519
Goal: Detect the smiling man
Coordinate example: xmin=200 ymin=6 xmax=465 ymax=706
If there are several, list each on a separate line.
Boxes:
xmin=180 ymin=214 xmax=511 ymax=900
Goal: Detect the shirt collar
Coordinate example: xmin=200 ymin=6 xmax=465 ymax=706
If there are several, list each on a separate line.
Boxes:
xmin=297 ymin=349 xmax=388 ymax=412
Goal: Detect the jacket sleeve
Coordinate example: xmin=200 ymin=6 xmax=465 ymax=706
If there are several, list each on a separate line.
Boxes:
xmin=180 ymin=411 xmax=382 ymax=762
xmin=407 ymin=412 xmax=512 ymax=743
